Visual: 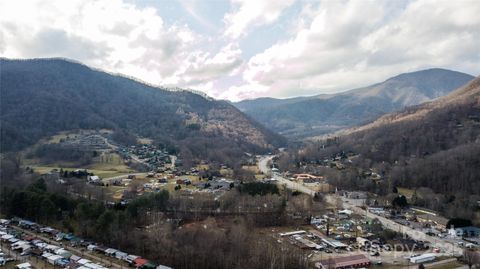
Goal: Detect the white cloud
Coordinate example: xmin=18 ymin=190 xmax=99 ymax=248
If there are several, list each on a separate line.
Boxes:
xmin=169 ymin=43 xmax=244 ymax=87
xmin=1 ymin=0 xmax=479 ymax=101
xmin=239 ymin=0 xmax=480 ymax=98
xmin=221 ymin=82 xmax=270 ymax=102
xmin=223 ymin=0 xmax=296 ymax=39
xmin=177 ymin=0 xmax=218 ymax=32
xmin=0 ymin=0 xmax=242 ymax=95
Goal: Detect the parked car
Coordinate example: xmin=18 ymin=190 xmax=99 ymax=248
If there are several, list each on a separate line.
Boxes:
xmin=0 ymin=257 xmax=14 ymax=266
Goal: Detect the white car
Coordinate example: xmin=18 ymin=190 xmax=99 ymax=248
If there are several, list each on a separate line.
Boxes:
xmin=0 ymin=257 xmax=14 ymax=266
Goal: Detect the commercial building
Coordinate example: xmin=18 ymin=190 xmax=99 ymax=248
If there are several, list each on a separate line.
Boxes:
xmin=315 ymin=254 xmax=371 ymax=269
xmin=409 ymin=253 xmax=436 ymax=264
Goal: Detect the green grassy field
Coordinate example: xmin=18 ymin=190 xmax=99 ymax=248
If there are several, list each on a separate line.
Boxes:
xmin=26 ymin=153 xmax=137 ymax=178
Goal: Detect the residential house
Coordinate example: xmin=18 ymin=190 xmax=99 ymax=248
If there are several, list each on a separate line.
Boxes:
xmin=87 ymin=175 xmax=101 ymax=184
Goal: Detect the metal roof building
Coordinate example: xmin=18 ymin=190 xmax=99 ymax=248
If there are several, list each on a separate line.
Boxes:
xmin=321 ymin=238 xmax=348 ymax=249
xmin=315 ymin=254 xmax=371 ymax=269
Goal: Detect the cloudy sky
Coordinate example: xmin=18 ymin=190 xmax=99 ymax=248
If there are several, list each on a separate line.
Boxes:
xmin=1 ymin=0 xmax=479 ymax=101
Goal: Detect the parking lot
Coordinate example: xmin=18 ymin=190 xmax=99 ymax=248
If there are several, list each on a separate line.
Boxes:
xmin=0 ymin=218 xmax=171 ymax=269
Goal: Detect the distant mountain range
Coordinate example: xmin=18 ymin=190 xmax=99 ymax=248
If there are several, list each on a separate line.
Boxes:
xmin=0 ymin=58 xmax=284 ymax=164
xmin=234 ymin=69 xmax=475 ymax=139
xmin=285 ymin=74 xmax=480 ymax=223
xmin=326 ymin=75 xmax=480 ymax=196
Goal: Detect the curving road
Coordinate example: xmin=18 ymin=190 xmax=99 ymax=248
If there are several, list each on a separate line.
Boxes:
xmin=258 ymin=156 xmax=462 ymax=257
xmin=337 ymin=195 xmax=462 ymax=256
xmin=258 ymin=156 xmax=316 ymax=196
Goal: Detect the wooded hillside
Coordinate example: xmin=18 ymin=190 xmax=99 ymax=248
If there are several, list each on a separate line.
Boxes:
xmin=0 ymin=58 xmax=285 ymax=164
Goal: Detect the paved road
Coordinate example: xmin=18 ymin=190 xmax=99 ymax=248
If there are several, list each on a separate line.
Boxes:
xmin=336 ymin=195 xmax=463 ymax=256
xmin=170 ymin=155 xmax=176 ymax=169
xmin=103 ymin=173 xmax=147 ymax=182
xmin=424 ymin=258 xmax=458 ymax=268
xmin=258 ymin=156 xmax=316 ymax=196
xmin=257 ymin=156 xmax=463 ymax=258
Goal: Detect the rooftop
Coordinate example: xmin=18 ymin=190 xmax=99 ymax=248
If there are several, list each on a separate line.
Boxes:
xmin=316 ymin=254 xmax=371 ymax=269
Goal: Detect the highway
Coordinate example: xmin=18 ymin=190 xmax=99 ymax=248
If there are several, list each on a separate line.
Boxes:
xmin=258 ymin=156 xmax=316 ymax=196
xmin=336 ymin=195 xmax=463 ymax=256
xmin=258 ymin=155 xmax=463 ymax=257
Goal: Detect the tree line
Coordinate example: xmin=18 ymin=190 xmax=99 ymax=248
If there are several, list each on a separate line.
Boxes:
xmin=277 ymin=97 xmax=480 ymax=223
xmin=0 ymin=156 xmax=311 ymax=269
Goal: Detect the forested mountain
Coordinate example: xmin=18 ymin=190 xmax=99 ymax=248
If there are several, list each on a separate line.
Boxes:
xmin=342 ymin=76 xmax=480 ymax=193
xmin=0 ymin=58 xmax=284 ymax=163
xmin=235 ymin=69 xmax=475 ymax=139
xmin=282 ymin=76 xmax=480 ymax=219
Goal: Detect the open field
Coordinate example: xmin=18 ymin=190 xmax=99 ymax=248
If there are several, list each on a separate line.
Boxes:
xmin=137 ymin=137 xmax=153 ymax=145
xmin=242 ymin=165 xmax=260 ymax=173
xmin=427 ymin=261 xmax=463 ymax=269
xmin=196 ymin=164 xmax=210 ymax=170
xmin=47 ymin=133 xmax=70 ymax=143
xmin=24 ymin=152 xmax=137 ymax=178
xmin=29 ymin=165 xmax=136 ymax=178
xmin=95 ymin=152 xmax=123 ymax=164
xmin=42 ymin=129 xmax=113 ymax=143
xmin=243 ymin=165 xmax=266 ymax=180
xmin=105 ymin=173 xmax=205 ymax=200
xmin=220 ymin=168 xmax=234 ymax=177
xmin=255 ymin=174 xmax=266 ymax=180
xmin=397 ymin=187 xmax=414 ymax=199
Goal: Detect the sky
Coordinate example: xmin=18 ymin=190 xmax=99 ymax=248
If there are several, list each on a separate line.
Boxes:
xmin=1 ymin=0 xmax=479 ymax=101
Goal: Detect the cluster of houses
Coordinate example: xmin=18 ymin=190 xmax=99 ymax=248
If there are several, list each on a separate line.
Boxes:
xmin=278 ymin=230 xmax=385 ymax=269
xmin=361 ymin=205 xmax=480 ymax=247
xmin=117 ymin=145 xmax=175 ymax=170
xmin=280 ymin=205 xmax=440 ymax=263
xmin=59 ymin=133 xmax=111 ymax=151
xmin=0 ymin=218 xmax=172 ymax=269
xmin=279 ymin=224 xmax=437 ymax=269
xmin=194 ymin=178 xmax=236 ymax=191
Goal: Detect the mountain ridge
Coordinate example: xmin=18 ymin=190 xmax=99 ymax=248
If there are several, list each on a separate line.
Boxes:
xmin=280 ymin=76 xmax=480 ymax=222
xmin=234 ymin=68 xmax=475 ymax=139
xmin=0 ymin=58 xmax=285 ymax=164
xmin=353 ymin=75 xmax=480 ymax=131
